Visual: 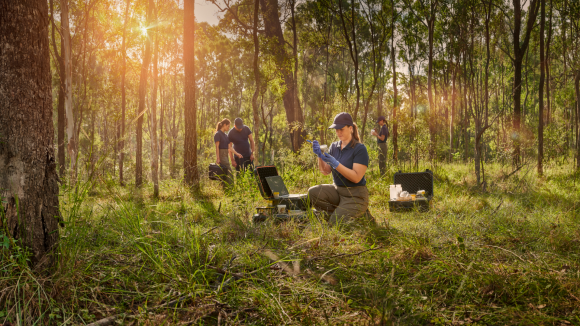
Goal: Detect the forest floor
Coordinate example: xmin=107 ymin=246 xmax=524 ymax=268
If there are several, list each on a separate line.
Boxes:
xmin=2 ymin=161 xmax=580 ymax=325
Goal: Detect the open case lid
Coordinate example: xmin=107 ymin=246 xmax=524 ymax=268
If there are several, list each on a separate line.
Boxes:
xmin=265 ymin=176 xmax=289 ymax=197
xmin=393 ymin=169 xmax=434 ymax=198
xmin=254 ymin=165 xmax=279 ymax=199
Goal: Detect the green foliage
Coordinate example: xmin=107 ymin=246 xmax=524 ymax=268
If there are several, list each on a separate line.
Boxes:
xmin=41 ymin=0 xmax=580 ymax=322
xmin=3 ymin=161 xmax=580 ymax=325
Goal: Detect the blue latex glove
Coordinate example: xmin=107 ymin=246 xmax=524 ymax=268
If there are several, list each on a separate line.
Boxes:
xmin=321 ymin=152 xmax=340 ymax=169
xmin=312 ymin=140 xmax=323 ymax=158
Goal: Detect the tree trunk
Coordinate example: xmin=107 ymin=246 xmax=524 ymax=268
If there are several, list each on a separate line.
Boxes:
xmin=184 ymin=0 xmax=199 ymax=186
xmin=50 ymin=0 xmax=66 ymax=178
xmin=574 ymin=69 xmax=580 ymax=170
xmin=136 ymin=0 xmax=153 ymax=188
xmin=150 ymin=6 xmax=159 ymax=198
xmin=450 ymin=57 xmax=457 ymax=162
xmin=90 ymin=108 xmax=95 ymax=174
xmin=475 ymin=0 xmax=493 ymax=185
xmin=391 ymin=7 xmax=398 ymax=163
xmin=160 ymin=66 xmax=164 ymax=181
xmin=58 ymin=36 xmax=66 ymax=178
xmin=252 ymin=0 xmax=261 ymax=163
xmin=171 ymin=72 xmax=177 ymax=179
xmin=291 ymin=0 xmax=300 ymax=152
xmin=427 ymin=1 xmax=436 ymax=162
xmin=61 ymin=0 xmax=75 ymax=181
xmin=119 ymin=0 xmax=130 ymax=186
xmin=545 ymin=0 xmax=553 ymax=125
xmin=260 ymin=0 xmax=304 ymax=151
xmin=462 ymin=54 xmax=469 ymax=162
xmin=0 ymin=0 xmax=61 ymax=266
xmin=538 ymin=0 xmax=545 ymax=176
xmin=512 ymin=0 xmax=540 ymax=164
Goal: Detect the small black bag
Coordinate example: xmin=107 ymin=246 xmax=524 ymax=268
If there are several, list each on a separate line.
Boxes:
xmin=209 ymin=163 xmax=225 ymax=180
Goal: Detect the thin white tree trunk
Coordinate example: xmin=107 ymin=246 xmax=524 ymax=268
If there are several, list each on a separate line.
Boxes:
xmin=150 ymin=10 xmax=159 ymax=198
xmin=61 ymin=0 xmax=75 ymax=177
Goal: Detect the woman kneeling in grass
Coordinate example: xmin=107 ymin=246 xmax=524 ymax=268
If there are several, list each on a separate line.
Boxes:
xmin=309 ymin=112 xmax=373 ymax=226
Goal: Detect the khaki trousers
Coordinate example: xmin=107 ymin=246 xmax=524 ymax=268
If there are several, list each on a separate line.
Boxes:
xmin=218 ymin=149 xmax=233 ymax=187
xmin=308 ymin=184 xmax=370 ymax=225
xmin=378 ymin=142 xmax=388 ymax=176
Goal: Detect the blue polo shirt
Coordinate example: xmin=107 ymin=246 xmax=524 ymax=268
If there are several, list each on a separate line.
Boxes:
xmin=328 ymin=140 xmax=369 ymax=187
xmin=377 ymin=124 xmax=388 ymax=143
xmin=214 ymin=130 xmax=229 ymax=149
xmin=228 ymin=125 xmax=252 ymax=157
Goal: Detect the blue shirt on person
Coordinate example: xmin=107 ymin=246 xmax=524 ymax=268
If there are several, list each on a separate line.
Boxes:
xmin=377 ymin=124 xmax=389 ymax=143
xmin=228 ymin=125 xmax=252 ymax=157
xmin=214 ymin=130 xmax=230 ymax=149
xmin=328 ymin=140 xmax=369 ymax=187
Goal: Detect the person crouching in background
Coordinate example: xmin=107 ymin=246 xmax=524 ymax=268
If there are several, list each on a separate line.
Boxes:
xmin=308 ymin=112 xmax=374 ymax=226
xmin=371 ymin=116 xmax=389 ymax=176
xmin=214 ymin=119 xmax=241 ymax=187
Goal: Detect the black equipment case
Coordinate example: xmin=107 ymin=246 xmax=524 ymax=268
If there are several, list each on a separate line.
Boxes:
xmin=253 ymin=165 xmax=308 ymax=222
xmin=208 ymin=163 xmax=225 ymax=180
xmin=388 ymin=169 xmax=434 ymax=212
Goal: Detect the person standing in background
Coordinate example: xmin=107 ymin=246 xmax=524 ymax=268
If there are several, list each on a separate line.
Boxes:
xmin=228 ymin=117 xmax=255 ymax=171
xmin=214 ymin=118 xmax=241 ymax=187
xmin=371 ymin=116 xmax=389 ymax=176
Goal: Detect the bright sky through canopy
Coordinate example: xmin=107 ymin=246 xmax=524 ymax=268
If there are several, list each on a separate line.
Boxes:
xmin=193 ymin=0 xmax=221 ymax=26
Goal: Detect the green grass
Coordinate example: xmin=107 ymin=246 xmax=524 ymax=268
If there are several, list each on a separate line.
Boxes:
xmin=1 ymin=159 xmax=580 ymax=325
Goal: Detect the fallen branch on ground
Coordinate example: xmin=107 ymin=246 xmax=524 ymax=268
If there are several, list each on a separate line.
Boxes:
xmin=489 ymin=199 xmax=503 ymax=218
xmin=505 ymin=165 xmax=525 ymax=179
xmin=201 ymin=226 xmax=219 ymax=236
xmin=484 ymin=245 xmax=526 ymax=262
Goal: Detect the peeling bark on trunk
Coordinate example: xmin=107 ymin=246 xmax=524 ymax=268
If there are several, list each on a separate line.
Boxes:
xmin=0 ymin=0 xmax=61 ymax=266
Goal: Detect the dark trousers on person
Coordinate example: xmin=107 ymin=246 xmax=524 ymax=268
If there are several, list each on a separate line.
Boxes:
xmin=378 ymin=142 xmax=388 ymax=176
xmin=235 ymin=155 xmax=254 ymax=172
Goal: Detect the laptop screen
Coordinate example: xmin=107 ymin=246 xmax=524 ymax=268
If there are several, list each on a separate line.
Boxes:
xmin=265 ymin=176 xmax=289 ymax=197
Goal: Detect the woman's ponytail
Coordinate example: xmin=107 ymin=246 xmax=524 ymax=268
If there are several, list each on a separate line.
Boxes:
xmin=350 ymin=123 xmax=361 ymax=147
xmin=215 ymin=118 xmax=231 ymax=132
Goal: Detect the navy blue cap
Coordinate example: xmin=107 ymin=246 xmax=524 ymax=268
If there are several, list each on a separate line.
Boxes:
xmin=234 ymin=117 xmax=243 ymax=128
xmin=328 ymin=112 xmax=354 ymax=129
xmin=377 ymin=116 xmax=385 ymax=123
